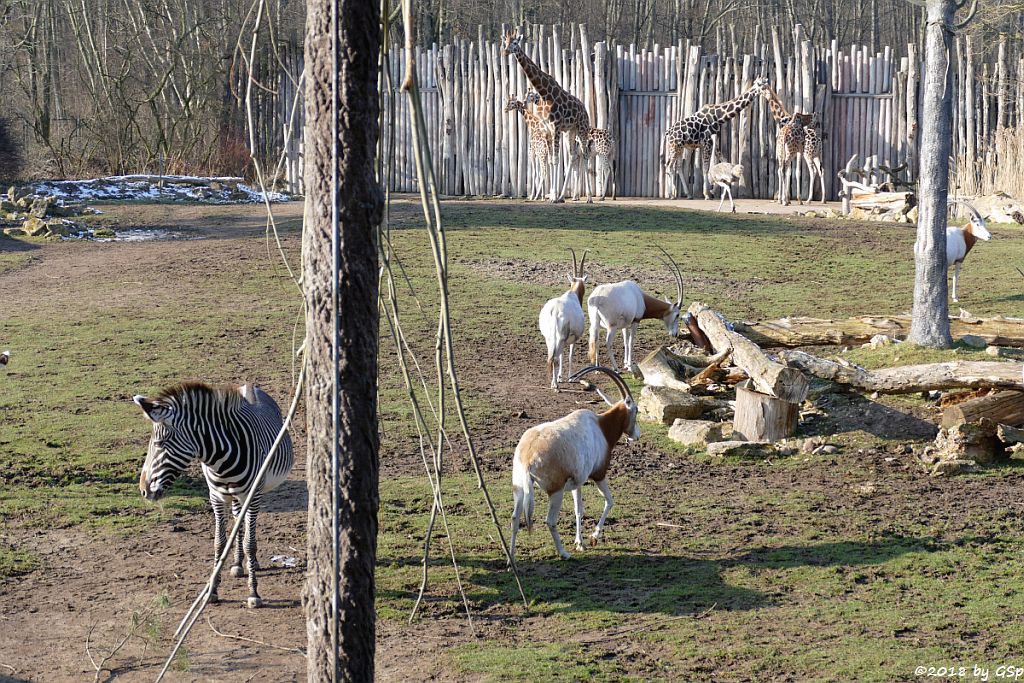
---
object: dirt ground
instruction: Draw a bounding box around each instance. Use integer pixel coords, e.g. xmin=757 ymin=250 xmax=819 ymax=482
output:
xmin=0 ymin=197 xmax=1020 ymax=682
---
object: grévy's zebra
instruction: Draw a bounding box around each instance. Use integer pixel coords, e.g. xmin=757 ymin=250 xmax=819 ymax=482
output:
xmin=134 ymin=381 xmax=294 ymax=608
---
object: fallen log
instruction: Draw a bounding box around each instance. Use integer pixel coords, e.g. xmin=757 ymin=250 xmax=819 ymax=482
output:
xmin=850 ymin=191 xmax=915 ymax=214
xmin=781 ymin=349 xmax=1024 ymax=394
xmin=941 ymin=390 xmax=1024 ymax=429
xmin=689 ymin=302 xmax=809 ymax=403
xmin=734 ymin=315 xmax=1024 ymax=349
xmin=637 ymin=346 xmax=700 ymax=393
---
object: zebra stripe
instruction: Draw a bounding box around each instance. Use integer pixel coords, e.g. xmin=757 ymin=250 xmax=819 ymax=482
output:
xmin=135 ymin=381 xmax=294 ymax=608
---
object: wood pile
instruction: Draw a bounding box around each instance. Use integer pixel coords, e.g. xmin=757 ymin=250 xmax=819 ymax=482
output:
xmin=640 ymin=305 xmax=1024 ymax=474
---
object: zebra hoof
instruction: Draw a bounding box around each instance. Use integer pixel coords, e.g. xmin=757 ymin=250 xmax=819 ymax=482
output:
xmin=230 ymin=565 xmax=245 ymax=578
xmin=208 ymin=593 xmax=220 ymax=604
xmin=247 ymin=596 xmax=263 ymax=609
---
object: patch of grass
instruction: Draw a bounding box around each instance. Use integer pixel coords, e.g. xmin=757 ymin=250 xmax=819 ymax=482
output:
xmin=843 ymin=341 xmax=996 ymax=369
xmin=449 ymin=641 xmax=628 ymax=681
xmin=0 ymin=546 xmax=39 ymax=577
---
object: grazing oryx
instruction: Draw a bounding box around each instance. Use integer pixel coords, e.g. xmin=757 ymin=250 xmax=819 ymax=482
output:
xmin=510 ymin=366 xmax=639 ymax=562
xmin=539 ymin=248 xmax=588 ymax=389
xmin=587 ymin=248 xmax=685 ymax=371
xmin=135 ymin=381 xmax=294 ymax=608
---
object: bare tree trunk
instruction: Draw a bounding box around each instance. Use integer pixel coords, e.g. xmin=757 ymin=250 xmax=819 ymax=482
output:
xmin=302 ymin=0 xmax=382 ymax=679
xmin=908 ymin=0 xmax=955 ymax=348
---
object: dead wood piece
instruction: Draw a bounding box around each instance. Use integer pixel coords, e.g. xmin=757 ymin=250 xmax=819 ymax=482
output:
xmin=997 ymin=423 xmax=1024 ymax=444
xmin=941 ymin=390 xmax=1024 ymax=429
xmin=732 ymin=381 xmax=799 ymax=442
xmin=690 ymin=349 xmax=732 ymax=386
xmin=734 ymin=315 xmax=1024 ymax=349
xmin=689 ymin=302 xmax=809 ymax=403
xmin=781 ymin=349 xmax=1024 ymax=394
xmin=850 ymin=191 xmax=915 ymax=213
xmin=637 ymin=346 xmax=699 ymax=392
xmin=933 ymin=422 xmax=1005 ymax=465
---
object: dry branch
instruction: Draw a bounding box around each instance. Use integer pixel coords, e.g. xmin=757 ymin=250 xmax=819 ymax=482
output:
xmin=689 ymin=302 xmax=809 ymax=403
xmin=781 ymin=350 xmax=1024 ymax=394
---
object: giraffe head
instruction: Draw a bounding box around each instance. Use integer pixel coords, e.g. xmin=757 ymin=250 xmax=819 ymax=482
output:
xmin=751 ymin=76 xmax=770 ymax=95
xmin=504 ymin=93 xmax=524 ymax=113
xmin=525 ymin=89 xmax=541 ymax=106
xmin=502 ymin=32 xmax=524 ymax=57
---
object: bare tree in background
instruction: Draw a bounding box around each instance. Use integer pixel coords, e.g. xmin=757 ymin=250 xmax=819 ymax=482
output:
xmin=908 ymin=0 xmax=977 ymax=348
xmin=302 ymin=0 xmax=382 ymax=678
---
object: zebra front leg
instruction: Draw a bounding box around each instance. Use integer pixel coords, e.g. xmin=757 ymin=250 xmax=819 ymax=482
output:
xmin=209 ymin=498 xmax=230 ymax=603
xmin=243 ymin=506 xmax=263 ymax=608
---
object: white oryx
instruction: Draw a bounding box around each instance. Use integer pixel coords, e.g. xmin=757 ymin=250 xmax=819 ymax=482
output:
xmin=510 ymin=366 xmax=639 ymax=562
xmin=586 ymin=247 xmax=685 ymax=371
xmin=539 ymin=249 xmax=588 ymax=389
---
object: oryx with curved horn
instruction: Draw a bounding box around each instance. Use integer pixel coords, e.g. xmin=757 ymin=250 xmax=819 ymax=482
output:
xmin=539 ymin=248 xmax=589 ymax=389
xmin=586 ymin=247 xmax=685 ymax=371
xmin=915 ymin=199 xmax=991 ymax=303
xmin=510 ymin=366 xmax=640 ymax=562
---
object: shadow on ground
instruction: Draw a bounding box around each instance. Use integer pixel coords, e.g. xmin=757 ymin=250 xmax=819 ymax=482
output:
xmin=380 ymin=535 xmax=941 ymax=617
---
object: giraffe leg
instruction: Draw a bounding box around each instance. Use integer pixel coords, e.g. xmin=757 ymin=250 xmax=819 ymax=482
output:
xmin=796 ymin=153 xmax=805 ymax=205
xmin=816 ymin=158 xmax=826 ymax=205
xmin=700 ymin=140 xmax=714 ymax=200
xmin=555 ymin=137 xmax=579 ymax=204
xmin=804 ymin=154 xmax=816 ymax=204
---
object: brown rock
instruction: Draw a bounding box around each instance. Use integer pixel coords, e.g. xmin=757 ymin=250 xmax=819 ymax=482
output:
xmin=638 ymin=385 xmax=703 ymax=424
xmin=667 ymin=419 xmax=724 ymax=447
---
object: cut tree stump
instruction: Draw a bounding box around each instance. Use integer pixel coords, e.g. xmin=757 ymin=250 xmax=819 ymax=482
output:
xmin=781 ymin=350 xmax=1024 ymax=393
xmin=733 ymin=380 xmax=799 ymax=442
xmin=689 ymin=302 xmax=809 ymax=403
xmin=941 ymin=390 xmax=1024 ymax=429
xmin=734 ymin=315 xmax=1024 ymax=349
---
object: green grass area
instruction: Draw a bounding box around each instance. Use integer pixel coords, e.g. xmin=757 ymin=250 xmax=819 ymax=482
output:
xmin=5 ymin=199 xmax=1024 ymax=679
xmin=377 ymin=471 xmax=1024 ymax=682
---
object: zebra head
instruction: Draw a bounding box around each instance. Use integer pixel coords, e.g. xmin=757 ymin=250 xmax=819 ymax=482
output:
xmin=134 ymin=391 xmax=202 ymax=501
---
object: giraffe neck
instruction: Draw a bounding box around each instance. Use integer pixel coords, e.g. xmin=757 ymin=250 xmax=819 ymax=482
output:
xmin=514 ymin=51 xmax=562 ymax=102
xmin=765 ymin=89 xmax=789 ymax=122
xmin=711 ymin=86 xmax=762 ymax=126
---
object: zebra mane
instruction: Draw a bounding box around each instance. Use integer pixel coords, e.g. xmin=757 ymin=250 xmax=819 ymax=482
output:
xmin=156 ymin=381 xmax=247 ymax=409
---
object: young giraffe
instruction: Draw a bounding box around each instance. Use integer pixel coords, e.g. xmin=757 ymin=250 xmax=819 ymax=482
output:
xmin=525 ymin=90 xmax=615 ymax=201
xmin=505 ymin=93 xmax=555 ymax=201
xmin=588 ymin=127 xmax=617 ymax=201
xmin=662 ymin=76 xmax=769 ymax=201
xmin=763 ymin=87 xmax=825 ymax=205
xmin=503 ymin=32 xmax=593 ymax=204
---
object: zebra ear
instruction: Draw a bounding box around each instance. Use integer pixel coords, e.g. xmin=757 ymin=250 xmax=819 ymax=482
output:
xmin=134 ymin=395 xmax=172 ymax=423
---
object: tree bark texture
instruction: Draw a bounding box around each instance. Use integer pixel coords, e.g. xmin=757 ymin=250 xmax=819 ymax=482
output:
xmin=732 ymin=381 xmax=798 ymax=442
xmin=941 ymin=390 xmax=1024 ymax=429
xmin=302 ymin=0 xmax=382 ymax=680
xmin=908 ymin=0 xmax=956 ymax=348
